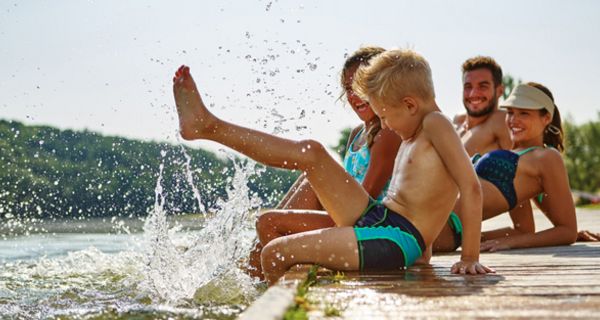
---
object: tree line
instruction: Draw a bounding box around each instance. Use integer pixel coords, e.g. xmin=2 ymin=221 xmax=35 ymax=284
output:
xmin=1 ymin=111 xmax=598 ymax=221
xmin=0 ymin=119 xmax=298 ymax=219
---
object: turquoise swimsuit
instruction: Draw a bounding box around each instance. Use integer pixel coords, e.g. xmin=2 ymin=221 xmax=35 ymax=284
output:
xmin=354 ymin=198 xmax=425 ymax=270
xmin=343 ymin=127 xmax=389 ymax=201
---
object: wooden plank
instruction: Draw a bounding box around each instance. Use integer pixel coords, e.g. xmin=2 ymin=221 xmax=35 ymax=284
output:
xmin=244 ymin=209 xmax=600 ymax=319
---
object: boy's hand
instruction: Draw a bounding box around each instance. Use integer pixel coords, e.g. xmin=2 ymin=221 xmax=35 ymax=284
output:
xmin=480 ymin=238 xmax=511 ymax=252
xmin=451 ymin=260 xmax=495 ymax=274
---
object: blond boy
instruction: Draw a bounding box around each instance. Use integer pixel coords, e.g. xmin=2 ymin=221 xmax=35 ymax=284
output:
xmin=173 ymin=49 xmax=494 ymax=285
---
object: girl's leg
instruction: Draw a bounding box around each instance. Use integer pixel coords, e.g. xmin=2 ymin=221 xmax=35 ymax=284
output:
xmin=173 ymin=66 xmax=369 ymax=226
xmin=260 ymin=227 xmax=359 ymax=285
xmin=247 ymin=211 xmax=335 ymax=280
xmin=256 ymin=210 xmax=335 ymax=245
xmin=276 ymin=175 xmax=322 ymax=210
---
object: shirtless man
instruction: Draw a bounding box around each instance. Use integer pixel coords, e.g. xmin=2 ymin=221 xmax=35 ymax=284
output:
xmin=434 ymin=56 xmax=512 ymax=252
xmin=455 ymin=56 xmax=511 ymax=156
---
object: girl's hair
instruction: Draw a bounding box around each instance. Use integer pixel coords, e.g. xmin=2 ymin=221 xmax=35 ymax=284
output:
xmin=526 ymin=82 xmax=564 ymax=152
xmin=340 ymin=46 xmax=386 ymax=148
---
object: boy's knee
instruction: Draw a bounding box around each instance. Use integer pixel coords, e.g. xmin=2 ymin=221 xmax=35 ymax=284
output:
xmin=260 ymin=238 xmax=287 ymax=270
xmin=298 ymin=139 xmax=327 ymax=167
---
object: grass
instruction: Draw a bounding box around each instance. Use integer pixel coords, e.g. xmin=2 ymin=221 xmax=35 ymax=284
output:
xmin=579 ymin=203 xmax=600 ymax=210
xmin=283 ymin=266 xmax=346 ymax=319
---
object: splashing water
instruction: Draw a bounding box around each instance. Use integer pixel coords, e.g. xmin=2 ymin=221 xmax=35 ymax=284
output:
xmin=141 ymin=158 xmax=262 ymax=304
xmin=0 ymin=156 xmax=266 ymax=319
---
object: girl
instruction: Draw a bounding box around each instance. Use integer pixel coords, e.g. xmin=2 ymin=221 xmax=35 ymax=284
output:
xmin=247 ymin=47 xmax=402 ymax=279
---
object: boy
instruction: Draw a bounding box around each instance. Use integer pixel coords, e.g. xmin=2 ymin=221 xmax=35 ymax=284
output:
xmin=173 ymin=49 xmax=494 ymax=285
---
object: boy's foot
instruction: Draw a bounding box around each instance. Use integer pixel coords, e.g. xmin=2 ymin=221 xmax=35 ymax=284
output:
xmin=172 ymin=65 xmax=217 ymax=140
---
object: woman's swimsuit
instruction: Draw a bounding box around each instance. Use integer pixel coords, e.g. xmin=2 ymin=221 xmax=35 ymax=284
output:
xmin=353 ymin=198 xmax=425 ymax=270
xmin=343 ymin=127 xmax=389 ymax=201
xmin=446 ymin=146 xmax=540 ymax=250
xmin=472 ymin=146 xmax=540 ymax=210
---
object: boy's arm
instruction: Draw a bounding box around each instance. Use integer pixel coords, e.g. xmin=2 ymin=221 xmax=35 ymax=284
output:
xmin=424 ymin=112 xmax=493 ymax=274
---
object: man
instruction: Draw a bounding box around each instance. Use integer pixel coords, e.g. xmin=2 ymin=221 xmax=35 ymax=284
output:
xmin=433 ymin=56 xmax=512 ymax=253
xmin=454 ymin=56 xmax=511 ymax=156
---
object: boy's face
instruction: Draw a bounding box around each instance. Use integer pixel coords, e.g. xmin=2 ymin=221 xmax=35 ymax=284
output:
xmin=370 ymin=99 xmax=409 ymax=137
xmin=462 ymin=68 xmax=501 ymax=117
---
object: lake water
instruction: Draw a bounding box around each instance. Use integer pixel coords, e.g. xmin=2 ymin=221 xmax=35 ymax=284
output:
xmin=1 ymin=162 xmax=265 ymax=319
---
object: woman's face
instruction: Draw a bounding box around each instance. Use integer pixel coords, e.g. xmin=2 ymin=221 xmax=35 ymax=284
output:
xmin=505 ymin=107 xmax=551 ymax=144
xmin=343 ymin=64 xmax=377 ymax=123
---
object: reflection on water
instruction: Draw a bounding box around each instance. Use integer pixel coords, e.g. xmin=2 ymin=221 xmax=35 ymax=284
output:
xmin=0 ymin=160 xmax=264 ymax=319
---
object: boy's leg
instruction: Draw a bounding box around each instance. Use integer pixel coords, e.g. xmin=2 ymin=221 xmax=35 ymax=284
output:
xmin=260 ymin=227 xmax=359 ymax=285
xmin=173 ymin=66 xmax=369 ymax=226
xmin=247 ymin=211 xmax=335 ymax=280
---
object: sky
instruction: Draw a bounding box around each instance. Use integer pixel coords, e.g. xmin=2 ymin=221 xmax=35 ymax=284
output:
xmin=1 ymin=0 xmax=599 ymax=154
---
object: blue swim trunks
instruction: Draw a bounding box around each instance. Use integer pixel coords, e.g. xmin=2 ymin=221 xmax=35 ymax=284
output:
xmin=353 ymin=199 xmax=426 ymax=271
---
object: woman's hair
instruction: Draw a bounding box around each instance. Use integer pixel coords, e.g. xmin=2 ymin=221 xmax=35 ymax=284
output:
xmin=340 ymin=46 xmax=386 ymax=149
xmin=526 ymin=82 xmax=564 ymax=152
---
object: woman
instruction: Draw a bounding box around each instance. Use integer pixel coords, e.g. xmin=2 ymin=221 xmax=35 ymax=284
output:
xmin=437 ymin=82 xmax=578 ymax=252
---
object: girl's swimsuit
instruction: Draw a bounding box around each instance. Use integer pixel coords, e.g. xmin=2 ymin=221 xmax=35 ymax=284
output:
xmin=343 ymin=127 xmax=389 ymax=201
xmin=472 ymin=146 xmax=540 ymax=210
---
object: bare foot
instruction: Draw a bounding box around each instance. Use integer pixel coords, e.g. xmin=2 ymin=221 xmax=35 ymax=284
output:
xmin=577 ymin=230 xmax=600 ymax=242
xmin=172 ymin=65 xmax=217 ymax=140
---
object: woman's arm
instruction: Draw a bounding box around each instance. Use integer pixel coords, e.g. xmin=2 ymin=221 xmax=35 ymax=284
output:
xmin=481 ymin=200 xmax=535 ymax=242
xmin=481 ymin=150 xmax=577 ymax=251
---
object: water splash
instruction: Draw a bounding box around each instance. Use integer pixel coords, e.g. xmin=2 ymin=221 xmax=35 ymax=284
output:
xmin=140 ymin=157 xmax=263 ymax=305
xmin=0 ymin=156 xmax=267 ymax=318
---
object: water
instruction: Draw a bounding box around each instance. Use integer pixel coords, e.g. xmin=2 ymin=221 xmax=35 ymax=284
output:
xmin=0 ymin=160 xmax=265 ymax=319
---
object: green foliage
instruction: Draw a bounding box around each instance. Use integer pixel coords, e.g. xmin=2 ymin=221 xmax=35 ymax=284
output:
xmin=0 ymin=120 xmax=298 ymax=219
xmin=502 ymin=74 xmax=522 ymax=99
xmin=331 ymin=127 xmax=352 ymax=159
xmin=564 ymin=114 xmax=600 ymax=193
xmin=284 ymin=265 xmax=320 ymax=320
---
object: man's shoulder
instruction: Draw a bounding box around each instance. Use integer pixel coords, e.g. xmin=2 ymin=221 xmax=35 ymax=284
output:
xmin=452 ymin=113 xmax=467 ymax=126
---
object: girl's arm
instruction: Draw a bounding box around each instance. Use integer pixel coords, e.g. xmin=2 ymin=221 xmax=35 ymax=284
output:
xmin=361 ymin=128 xmax=402 ymax=198
xmin=481 ymin=150 xmax=577 ymax=251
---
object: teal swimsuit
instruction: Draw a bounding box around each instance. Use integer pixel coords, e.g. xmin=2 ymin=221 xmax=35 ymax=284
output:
xmin=354 ymin=198 xmax=425 ymax=270
xmin=343 ymin=127 xmax=389 ymax=201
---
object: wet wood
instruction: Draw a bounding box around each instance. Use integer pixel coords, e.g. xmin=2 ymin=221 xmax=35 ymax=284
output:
xmin=243 ymin=209 xmax=600 ymax=319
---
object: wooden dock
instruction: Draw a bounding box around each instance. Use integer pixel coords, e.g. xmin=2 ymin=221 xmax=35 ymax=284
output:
xmin=241 ymin=209 xmax=600 ymax=319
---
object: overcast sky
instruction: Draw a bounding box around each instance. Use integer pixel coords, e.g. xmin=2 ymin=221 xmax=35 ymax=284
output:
xmin=1 ymin=0 xmax=599 ymax=153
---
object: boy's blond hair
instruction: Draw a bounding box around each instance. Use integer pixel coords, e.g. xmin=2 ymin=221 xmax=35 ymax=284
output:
xmin=353 ymin=49 xmax=435 ymax=106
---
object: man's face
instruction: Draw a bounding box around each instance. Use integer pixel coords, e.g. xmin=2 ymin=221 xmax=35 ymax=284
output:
xmin=462 ymin=68 xmax=499 ymax=117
